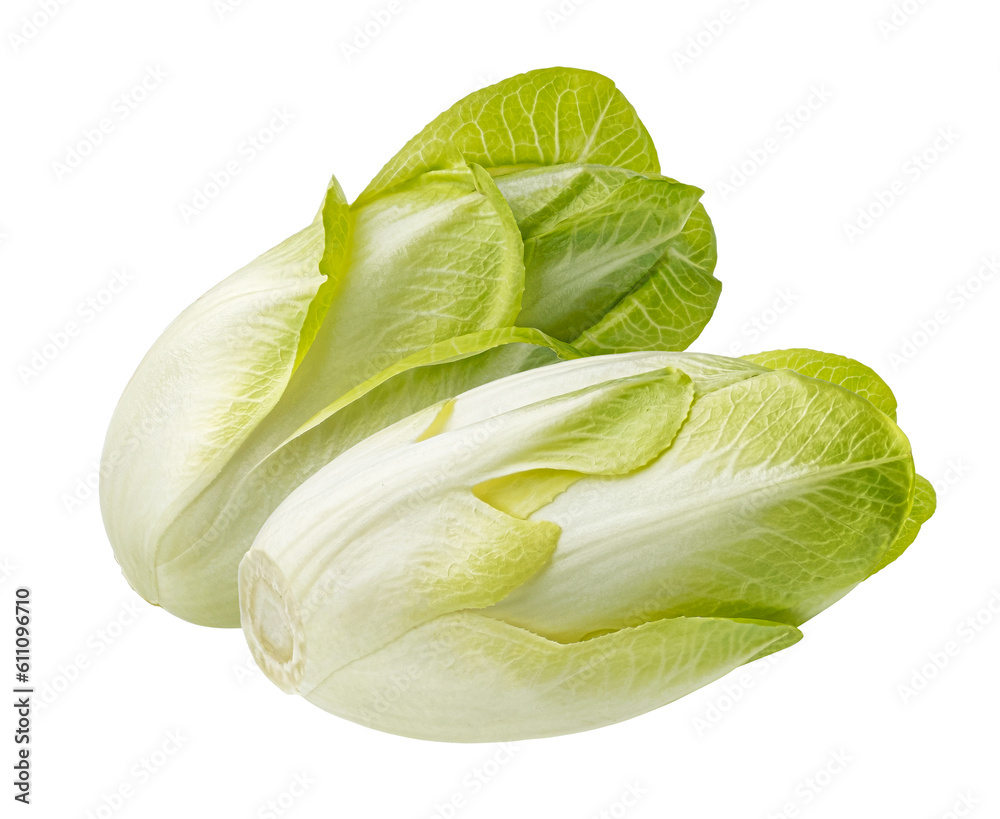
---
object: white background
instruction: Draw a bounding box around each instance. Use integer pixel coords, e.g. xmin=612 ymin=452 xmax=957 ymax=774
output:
xmin=3 ymin=0 xmax=998 ymax=817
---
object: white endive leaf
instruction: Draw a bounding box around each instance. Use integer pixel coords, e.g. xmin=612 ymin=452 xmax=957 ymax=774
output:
xmin=312 ymin=612 xmax=799 ymax=742
xmin=100 ymin=208 xmax=332 ymax=602
xmin=279 ymin=165 xmax=524 ymax=419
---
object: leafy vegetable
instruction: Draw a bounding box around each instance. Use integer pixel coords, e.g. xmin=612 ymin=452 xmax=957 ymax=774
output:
xmin=239 ymin=349 xmax=933 ymax=741
xmin=101 ymin=68 xmax=720 ymax=626
xmin=98 ymin=66 xmax=936 ymax=744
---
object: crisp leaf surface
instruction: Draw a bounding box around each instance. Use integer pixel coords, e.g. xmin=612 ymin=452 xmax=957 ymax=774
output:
xmin=101 ymin=216 xmax=327 ymax=601
xmin=361 ymin=67 xmax=659 ymax=200
xmin=312 ymin=612 xmax=800 ymax=741
xmin=869 ymin=473 xmax=937 ymax=575
xmin=496 ymin=169 xmax=706 ymax=343
xmin=744 ymin=348 xmax=898 ymax=420
xmin=573 ymin=201 xmax=719 ymax=353
xmin=488 ymin=368 xmax=915 ymax=639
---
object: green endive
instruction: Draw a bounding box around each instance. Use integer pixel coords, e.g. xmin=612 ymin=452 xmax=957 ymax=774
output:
xmin=100 ymin=68 xmax=720 ymax=627
xmin=240 ymin=349 xmax=934 ymax=742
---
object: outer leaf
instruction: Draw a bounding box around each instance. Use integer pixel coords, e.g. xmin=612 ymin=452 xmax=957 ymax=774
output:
xmin=743 ymin=348 xmax=935 ymax=575
xmin=496 ymin=169 xmax=707 ymax=343
xmin=869 ymin=473 xmax=937 ymax=575
xmin=287 ymin=327 xmax=582 ymax=442
xmin=489 ymin=368 xmax=916 ymax=640
xmin=572 ymin=201 xmax=719 ymax=353
xmin=305 ymin=612 xmax=801 ymax=741
xmin=100 ymin=215 xmax=328 ymax=602
xmin=278 ymin=165 xmax=525 ymax=423
xmin=360 ymin=67 xmax=659 ymax=201
xmin=743 ymin=348 xmax=898 ymax=420
xmin=294 ymin=177 xmax=351 ymax=368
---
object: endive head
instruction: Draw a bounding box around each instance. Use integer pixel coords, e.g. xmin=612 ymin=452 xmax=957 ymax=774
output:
xmin=101 ymin=68 xmax=722 ymax=627
xmin=240 ymin=349 xmax=934 ymax=741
